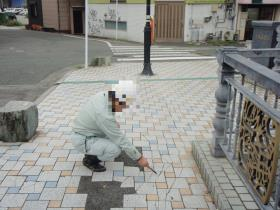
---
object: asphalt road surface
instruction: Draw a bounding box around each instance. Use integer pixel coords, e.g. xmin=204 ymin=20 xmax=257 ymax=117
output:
xmin=0 ymin=30 xmax=112 ymax=106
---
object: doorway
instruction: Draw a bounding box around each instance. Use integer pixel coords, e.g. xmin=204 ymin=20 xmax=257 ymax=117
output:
xmin=73 ymin=9 xmax=83 ymax=34
xmin=244 ymin=5 xmax=275 ymax=40
xmin=155 ymin=1 xmax=185 ymax=42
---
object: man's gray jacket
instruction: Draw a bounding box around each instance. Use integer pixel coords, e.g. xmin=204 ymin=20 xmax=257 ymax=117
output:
xmin=72 ymin=91 xmax=141 ymax=161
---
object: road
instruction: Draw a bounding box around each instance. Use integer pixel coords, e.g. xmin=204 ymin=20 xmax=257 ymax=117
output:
xmin=0 ymin=30 xmax=112 ymax=106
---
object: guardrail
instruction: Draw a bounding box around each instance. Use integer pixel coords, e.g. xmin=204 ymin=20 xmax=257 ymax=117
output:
xmin=212 ymin=27 xmax=280 ymax=210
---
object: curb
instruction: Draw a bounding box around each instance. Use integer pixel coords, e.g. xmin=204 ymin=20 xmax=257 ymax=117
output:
xmin=192 ymin=141 xmax=232 ymax=210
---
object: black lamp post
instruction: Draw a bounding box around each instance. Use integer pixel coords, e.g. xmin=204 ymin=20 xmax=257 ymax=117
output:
xmin=141 ymin=0 xmax=154 ymax=76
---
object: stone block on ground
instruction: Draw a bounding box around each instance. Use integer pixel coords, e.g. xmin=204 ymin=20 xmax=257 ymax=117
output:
xmin=0 ymin=101 xmax=38 ymax=142
xmin=90 ymin=56 xmax=111 ymax=66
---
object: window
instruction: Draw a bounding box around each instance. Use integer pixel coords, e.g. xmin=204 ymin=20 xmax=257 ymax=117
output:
xmin=105 ymin=20 xmax=127 ymax=31
xmin=30 ymin=3 xmax=38 ymax=17
xmin=110 ymin=0 xmax=126 ymax=3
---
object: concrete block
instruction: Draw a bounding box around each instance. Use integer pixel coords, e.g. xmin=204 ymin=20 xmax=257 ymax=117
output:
xmin=90 ymin=56 xmax=111 ymax=66
xmin=0 ymin=101 xmax=38 ymax=142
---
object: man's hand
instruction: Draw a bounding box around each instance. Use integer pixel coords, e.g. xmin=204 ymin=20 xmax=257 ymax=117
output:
xmin=137 ymin=156 xmax=149 ymax=168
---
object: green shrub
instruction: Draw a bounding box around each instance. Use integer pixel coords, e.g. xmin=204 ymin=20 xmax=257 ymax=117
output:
xmin=5 ymin=20 xmax=23 ymax=26
xmin=0 ymin=13 xmax=8 ymax=25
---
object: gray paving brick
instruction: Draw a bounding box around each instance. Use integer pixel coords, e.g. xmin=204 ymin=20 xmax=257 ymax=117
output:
xmin=19 ymin=166 xmax=42 ymax=176
xmin=61 ymin=194 xmax=87 ymax=207
xmin=182 ymin=195 xmax=208 ymax=208
xmin=244 ymin=201 xmax=259 ymax=209
xmin=92 ymin=170 xmax=113 ymax=182
xmin=135 ymin=183 xmax=157 ymax=194
xmin=224 ymin=189 xmax=239 ymax=198
xmin=22 ymin=201 xmax=48 ymax=210
xmin=228 ymin=197 xmax=243 ymax=205
xmin=40 ymin=187 xmax=65 ymax=200
xmin=72 ymin=165 xmax=92 ymax=176
xmin=1 ymin=176 xmax=26 ymax=187
xmin=36 ymin=157 xmax=57 ymax=166
xmin=123 ymin=194 xmax=146 ymax=207
xmin=38 ymin=171 xmax=61 ymax=182
xmin=20 ymin=181 xmax=45 ymax=193
xmin=190 ymin=184 xmax=207 ymax=195
xmin=232 ymin=206 xmax=246 ymax=210
xmin=240 ymin=193 xmax=254 ymax=202
xmin=231 ymin=179 xmax=244 ymax=187
xmin=57 ymin=176 xmax=80 ymax=188
xmin=124 ymin=166 xmax=141 ymax=176
xmin=19 ymin=153 xmax=40 ymax=161
xmin=50 ymin=150 xmax=69 ymax=158
xmin=0 ymin=193 xmax=27 ymax=207
xmin=53 ymin=161 xmax=74 ymax=171
xmin=235 ymin=186 xmax=249 ymax=194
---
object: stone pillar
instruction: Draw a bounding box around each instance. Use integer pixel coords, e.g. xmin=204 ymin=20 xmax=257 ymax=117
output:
xmin=273 ymin=25 xmax=280 ymax=72
xmin=212 ymin=48 xmax=236 ymax=157
xmin=0 ymin=101 xmax=38 ymax=142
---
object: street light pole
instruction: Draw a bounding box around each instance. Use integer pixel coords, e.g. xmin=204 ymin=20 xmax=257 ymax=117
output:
xmin=141 ymin=0 xmax=154 ymax=76
xmin=85 ymin=0 xmax=88 ymax=69
xmin=115 ymin=0 xmax=118 ymax=40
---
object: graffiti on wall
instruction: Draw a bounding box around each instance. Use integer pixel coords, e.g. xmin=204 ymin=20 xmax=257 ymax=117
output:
xmin=88 ymin=7 xmax=123 ymax=35
xmin=88 ymin=9 xmax=104 ymax=35
xmin=104 ymin=7 xmax=121 ymax=21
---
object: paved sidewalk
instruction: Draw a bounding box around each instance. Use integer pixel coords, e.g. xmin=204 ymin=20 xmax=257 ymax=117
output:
xmin=0 ymin=60 xmax=218 ymax=210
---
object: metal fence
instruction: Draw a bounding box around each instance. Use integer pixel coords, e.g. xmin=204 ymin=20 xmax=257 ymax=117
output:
xmin=212 ymin=26 xmax=280 ymax=210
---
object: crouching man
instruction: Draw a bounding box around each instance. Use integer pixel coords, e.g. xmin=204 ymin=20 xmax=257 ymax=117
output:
xmin=71 ymin=81 xmax=149 ymax=172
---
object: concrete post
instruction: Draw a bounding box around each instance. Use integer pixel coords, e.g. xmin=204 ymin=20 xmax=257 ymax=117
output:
xmin=273 ymin=25 xmax=280 ymax=72
xmin=212 ymin=48 xmax=236 ymax=157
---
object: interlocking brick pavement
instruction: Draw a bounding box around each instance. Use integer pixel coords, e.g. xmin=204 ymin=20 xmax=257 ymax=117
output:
xmin=0 ymin=61 xmax=219 ymax=209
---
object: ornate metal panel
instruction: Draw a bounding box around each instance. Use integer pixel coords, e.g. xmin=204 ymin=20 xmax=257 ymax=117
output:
xmin=238 ymin=98 xmax=280 ymax=204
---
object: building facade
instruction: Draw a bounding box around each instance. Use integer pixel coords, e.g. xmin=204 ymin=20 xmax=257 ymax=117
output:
xmin=236 ymin=0 xmax=280 ymax=40
xmin=88 ymin=0 xmax=235 ymax=43
xmin=27 ymin=0 xmax=85 ymax=34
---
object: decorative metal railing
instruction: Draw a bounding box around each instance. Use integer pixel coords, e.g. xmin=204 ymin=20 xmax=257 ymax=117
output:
xmin=212 ymin=27 xmax=280 ymax=210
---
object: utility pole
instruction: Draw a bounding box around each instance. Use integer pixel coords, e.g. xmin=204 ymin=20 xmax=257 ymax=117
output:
xmin=141 ymin=0 xmax=154 ymax=76
xmin=115 ymin=0 xmax=118 ymax=40
xmin=85 ymin=0 xmax=88 ymax=69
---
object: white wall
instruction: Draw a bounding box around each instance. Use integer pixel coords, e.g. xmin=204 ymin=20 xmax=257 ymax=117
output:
xmin=184 ymin=4 xmax=235 ymax=42
xmin=88 ymin=3 xmax=234 ymax=42
xmin=88 ymin=4 xmax=155 ymax=43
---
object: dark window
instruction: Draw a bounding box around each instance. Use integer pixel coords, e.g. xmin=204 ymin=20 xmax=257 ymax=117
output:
xmin=30 ymin=3 xmax=38 ymax=17
xmin=105 ymin=20 xmax=127 ymax=31
xmin=252 ymin=0 xmax=262 ymax=4
xmin=110 ymin=0 xmax=126 ymax=3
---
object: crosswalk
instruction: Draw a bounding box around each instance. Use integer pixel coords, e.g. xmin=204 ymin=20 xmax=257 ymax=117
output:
xmin=110 ymin=45 xmax=216 ymax=62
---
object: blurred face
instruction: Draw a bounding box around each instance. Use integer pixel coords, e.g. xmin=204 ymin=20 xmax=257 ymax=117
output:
xmin=109 ymin=91 xmax=128 ymax=112
xmin=113 ymin=99 xmax=127 ymax=112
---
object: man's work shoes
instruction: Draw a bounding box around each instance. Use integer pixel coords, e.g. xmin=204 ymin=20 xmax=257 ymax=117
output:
xmin=83 ymin=155 xmax=106 ymax=172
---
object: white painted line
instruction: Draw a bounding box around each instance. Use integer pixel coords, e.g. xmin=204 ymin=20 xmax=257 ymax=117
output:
xmin=111 ymin=45 xmax=162 ymax=48
xmin=111 ymin=46 xmax=195 ymax=52
xmin=111 ymin=47 xmax=174 ymax=50
xmin=117 ymin=56 xmax=216 ymax=61
xmin=113 ymin=52 xmax=192 ymax=55
xmin=132 ymin=54 xmax=191 ymax=58
xmin=63 ymin=34 xmax=112 ymax=48
xmin=112 ymin=50 xmax=195 ymax=53
xmin=111 ymin=47 xmax=195 ymax=51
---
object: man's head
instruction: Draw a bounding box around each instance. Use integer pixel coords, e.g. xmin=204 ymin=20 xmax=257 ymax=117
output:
xmin=108 ymin=80 xmax=136 ymax=113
